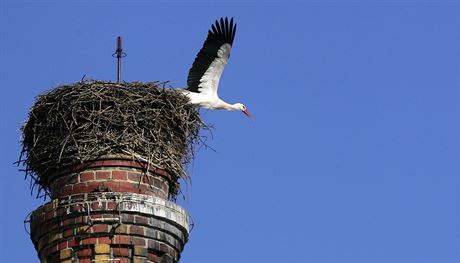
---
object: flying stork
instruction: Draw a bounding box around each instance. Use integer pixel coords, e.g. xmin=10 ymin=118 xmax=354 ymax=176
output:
xmin=181 ymin=17 xmax=253 ymax=121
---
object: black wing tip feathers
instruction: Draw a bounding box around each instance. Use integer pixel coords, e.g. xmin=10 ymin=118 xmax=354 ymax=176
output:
xmin=186 ymin=17 xmax=237 ymax=92
xmin=210 ymin=17 xmax=237 ymax=45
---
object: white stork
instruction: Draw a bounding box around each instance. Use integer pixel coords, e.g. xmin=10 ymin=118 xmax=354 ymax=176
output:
xmin=181 ymin=17 xmax=253 ymax=121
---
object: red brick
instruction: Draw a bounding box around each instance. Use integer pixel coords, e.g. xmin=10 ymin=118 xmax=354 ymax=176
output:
xmin=91 ymin=202 xmax=102 ymax=210
xmin=92 ymin=224 xmax=109 ymax=233
xmin=96 ymin=171 xmax=111 ymax=180
xmin=79 ymin=259 xmax=91 ymax=263
xmin=81 ymin=237 xmax=98 ymax=245
xmin=60 ymin=185 xmax=73 ymax=197
xmin=72 ymin=183 xmax=92 ymax=194
xmin=85 ymin=181 xmax=101 ymax=191
xmin=98 ymin=236 xmax=112 ymax=244
xmin=77 ymin=248 xmax=92 ymax=257
xmin=118 ymin=181 xmax=137 ymax=191
xmin=113 ymin=247 xmax=130 ymax=257
xmin=114 ymin=235 xmax=131 ymax=244
xmin=67 ymin=238 xmax=79 ymax=247
xmin=107 ymin=201 xmax=117 ymax=210
xmin=79 ymin=172 xmax=95 ymax=182
xmin=112 ymin=170 xmax=128 ymax=180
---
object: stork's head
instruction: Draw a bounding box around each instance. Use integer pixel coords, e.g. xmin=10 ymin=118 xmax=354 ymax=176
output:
xmin=235 ymin=103 xmax=254 ymax=121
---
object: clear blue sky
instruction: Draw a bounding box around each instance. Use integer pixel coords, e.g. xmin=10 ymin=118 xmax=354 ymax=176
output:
xmin=1 ymin=0 xmax=459 ymax=262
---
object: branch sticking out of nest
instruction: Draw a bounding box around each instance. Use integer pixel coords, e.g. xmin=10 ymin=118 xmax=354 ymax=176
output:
xmin=18 ymin=80 xmax=210 ymax=199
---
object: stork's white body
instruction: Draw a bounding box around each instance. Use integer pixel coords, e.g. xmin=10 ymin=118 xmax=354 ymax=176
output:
xmin=181 ymin=90 xmax=231 ymax=110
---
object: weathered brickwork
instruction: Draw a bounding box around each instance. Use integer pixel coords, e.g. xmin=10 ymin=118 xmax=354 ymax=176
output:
xmin=29 ymin=159 xmax=189 ymax=263
xmin=48 ymin=160 xmax=171 ymax=200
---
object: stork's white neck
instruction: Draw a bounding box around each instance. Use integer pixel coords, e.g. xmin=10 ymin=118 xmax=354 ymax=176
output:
xmin=213 ymin=99 xmax=241 ymax=111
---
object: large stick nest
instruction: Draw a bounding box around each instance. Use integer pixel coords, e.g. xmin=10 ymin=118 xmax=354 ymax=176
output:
xmin=18 ymin=80 xmax=208 ymax=199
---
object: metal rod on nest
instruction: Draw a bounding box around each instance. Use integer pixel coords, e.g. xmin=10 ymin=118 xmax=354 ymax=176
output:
xmin=113 ymin=36 xmax=127 ymax=83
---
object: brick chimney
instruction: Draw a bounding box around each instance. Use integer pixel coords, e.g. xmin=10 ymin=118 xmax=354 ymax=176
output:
xmin=21 ymin=81 xmax=201 ymax=263
xmin=29 ymin=157 xmax=189 ymax=263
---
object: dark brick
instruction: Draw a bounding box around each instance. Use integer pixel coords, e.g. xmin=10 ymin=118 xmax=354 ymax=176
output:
xmin=130 ymin=225 xmax=145 ymax=236
xmin=45 ymin=211 xmax=54 ymax=220
xmin=135 ymin=215 xmax=149 ymax=225
xmin=67 ymin=174 xmax=78 ymax=184
xmin=131 ymin=236 xmax=146 ymax=246
xmin=77 ymin=248 xmax=92 ymax=257
xmin=63 ymin=229 xmax=74 ymax=237
xmin=148 ymin=239 xmax=160 ymax=251
xmin=60 ymin=185 xmax=74 ymax=197
xmin=128 ymin=172 xmax=141 ymax=182
xmin=113 ymin=247 xmax=130 ymax=257
xmin=121 ymin=214 xmax=135 ymax=223
xmin=70 ymin=204 xmax=83 ymax=212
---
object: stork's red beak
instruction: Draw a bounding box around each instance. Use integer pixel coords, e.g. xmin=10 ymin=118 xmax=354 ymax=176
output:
xmin=242 ymin=109 xmax=254 ymax=121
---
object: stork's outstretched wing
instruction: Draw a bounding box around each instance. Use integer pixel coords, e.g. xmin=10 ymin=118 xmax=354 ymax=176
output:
xmin=187 ymin=17 xmax=236 ymax=97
